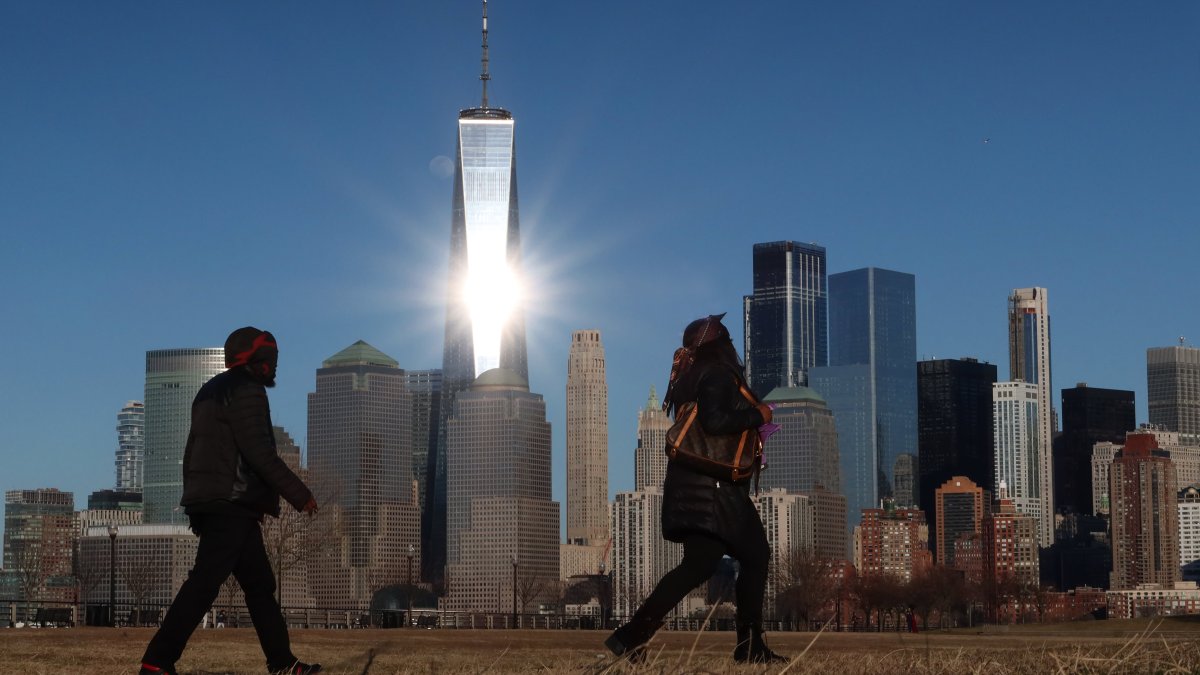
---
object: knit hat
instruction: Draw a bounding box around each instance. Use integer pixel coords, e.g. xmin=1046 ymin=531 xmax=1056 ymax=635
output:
xmin=224 ymin=326 xmax=278 ymax=369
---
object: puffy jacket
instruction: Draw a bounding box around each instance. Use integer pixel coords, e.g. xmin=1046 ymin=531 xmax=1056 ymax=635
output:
xmin=180 ymin=368 xmax=312 ymax=517
xmin=661 ymin=360 xmax=765 ymax=546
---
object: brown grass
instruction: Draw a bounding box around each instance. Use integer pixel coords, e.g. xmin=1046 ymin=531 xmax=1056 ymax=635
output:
xmin=2 ymin=620 xmax=1200 ymax=674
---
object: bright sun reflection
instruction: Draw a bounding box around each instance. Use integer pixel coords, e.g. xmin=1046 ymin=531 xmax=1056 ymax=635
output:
xmin=464 ymin=259 xmax=522 ymax=375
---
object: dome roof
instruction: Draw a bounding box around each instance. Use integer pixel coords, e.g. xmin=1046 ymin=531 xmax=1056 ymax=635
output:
xmin=473 ymin=368 xmax=528 ymax=391
xmin=762 ymin=386 xmax=826 ymax=405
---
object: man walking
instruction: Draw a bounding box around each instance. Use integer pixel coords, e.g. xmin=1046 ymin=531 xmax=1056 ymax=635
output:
xmin=140 ymin=327 xmax=321 ymax=675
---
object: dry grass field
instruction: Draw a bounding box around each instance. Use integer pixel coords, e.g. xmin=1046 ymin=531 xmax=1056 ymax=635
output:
xmin=3 ymin=619 xmax=1200 ymax=674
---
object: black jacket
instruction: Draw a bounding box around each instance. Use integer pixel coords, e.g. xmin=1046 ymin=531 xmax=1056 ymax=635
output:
xmin=180 ymin=368 xmax=312 ymax=518
xmin=661 ymin=360 xmax=765 ymax=546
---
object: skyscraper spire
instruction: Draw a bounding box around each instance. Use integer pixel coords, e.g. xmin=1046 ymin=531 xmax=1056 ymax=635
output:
xmin=480 ymin=0 xmax=490 ymax=108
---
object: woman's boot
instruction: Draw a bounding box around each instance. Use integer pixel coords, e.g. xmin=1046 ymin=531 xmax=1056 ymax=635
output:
xmin=605 ymin=617 xmax=663 ymax=662
xmin=733 ymin=623 xmax=788 ymax=664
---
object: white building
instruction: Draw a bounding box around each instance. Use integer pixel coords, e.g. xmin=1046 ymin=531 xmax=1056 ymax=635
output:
xmin=77 ymin=524 xmax=198 ymax=620
xmin=993 ymin=380 xmax=1043 ymax=541
xmin=1106 ymin=581 xmax=1200 ymax=619
xmin=752 ymin=489 xmax=814 ymax=618
xmin=611 ymin=488 xmax=689 ymax=621
xmin=115 ymin=401 xmax=145 ymax=492
xmin=1007 ymin=288 xmax=1054 ymax=546
xmin=566 ymin=330 xmax=609 ymax=547
xmin=1179 ymin=485 xmax=1200 ymax=582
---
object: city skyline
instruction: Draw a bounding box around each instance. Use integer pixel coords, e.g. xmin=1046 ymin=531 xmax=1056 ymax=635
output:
xmin=2 ymin=3 xmax=1199 ymax=532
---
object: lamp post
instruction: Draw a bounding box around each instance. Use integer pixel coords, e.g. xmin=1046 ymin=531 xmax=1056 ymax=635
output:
xmin=107 ymin=525 xmax=118 ymax=627
xmin=406 ymin=544 xmax=415 ymax=628
xmin=510 ymin=554 xmax=518 ymax=629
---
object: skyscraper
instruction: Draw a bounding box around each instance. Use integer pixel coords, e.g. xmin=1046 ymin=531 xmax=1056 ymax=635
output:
xmin=114 ymin=400 xmax=145 ymax=492
xmin=634 ymin=386 xmax=670 ymax=491
xmin=307 ymin=341 xmax=418 ymax=608
xmin=406 ymin=368 xmax=442 ymax=514
xmin=809 ymin=267 xmax=916 ymax=531
xmin=142 ymin=348 xmax=225 ymax=523
xmin=758 ymin=386 xmax=840 ymax=496
xmin=917 ymin=357 xmax=997 ymax=553
xmin=934 ymin=476 xmax=989 ymax=567
xmin=566 ymin=330 xmax=608 ymax=547
xmin=1110 ymin=431 xmax=1180 ymax=590
xmin=611 ymin=488 xmax=691 ymax=621
xmin=428 ymin=1 xmax=529 ymax=586
xmin=1007 ymin=287 xmax=1054 ymax=545
xmin=1147 ymin=344 xmax=1200 ymax=436
xmin=1055 ymin=384 xmax=1135 ymax=516
xmin=743 ymin=241 xmax=828 ymax=395
xmin=992 ymin=381 xmax=1044 ymax=542
xmin=444 ymin=368 xmax=558 ymax=613
xmin=853 ymin=504 xmax=930 ymax=582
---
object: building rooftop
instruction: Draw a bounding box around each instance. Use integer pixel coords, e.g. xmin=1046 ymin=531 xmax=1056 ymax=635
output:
xmin=322 ymin=340 xmax=398 ymax=368
xmin=763 ymin=386 xmax=826 ymax=405
xmin=473 ymin=367 xmax=528 ymax=391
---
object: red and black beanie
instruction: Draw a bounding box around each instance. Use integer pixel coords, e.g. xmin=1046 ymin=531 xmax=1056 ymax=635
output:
xmin=224 ymin=326 xmax=278 ymax=369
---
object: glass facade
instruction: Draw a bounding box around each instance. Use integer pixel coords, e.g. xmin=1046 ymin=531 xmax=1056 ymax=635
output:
xmin=1147 ymin=345 xmax=1200 ymax=436
xmin=431 ymin=106 xmax=530 ymax=588
xmin=1056 ymin=384 xmax=1134 ymax=516
xmin=115 ymin=400 xmax=145 ymax=492
xmin=810 ymin=267 xmax=916 ymax=531
xmin=743 ymin=241 xmax=827 ymax=397
xmin=142 ymin=348 xmax=225 ymax=524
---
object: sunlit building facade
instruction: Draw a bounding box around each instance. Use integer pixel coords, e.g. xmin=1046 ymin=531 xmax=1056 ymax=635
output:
xmin=2 ymin=489 xmax=75 ymax=603
xmin=634 ymin=387 xmax=671 ymax=491
xmin=993 ymin=381 xmax=1043 ymax=540
xmin=1007 ymin=287 xmax=1054 ymax=546
xmin=566 ymin=330 xmax=608 ymax=547
xmin=142 ymin=348 xmax=225 ymax=524
xmin=115 ymin=401 xmax=145 ymax=492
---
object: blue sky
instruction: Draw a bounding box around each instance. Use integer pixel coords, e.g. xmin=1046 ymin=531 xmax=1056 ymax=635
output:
xmin=1 ymin=2 xmax=1198 ymax=538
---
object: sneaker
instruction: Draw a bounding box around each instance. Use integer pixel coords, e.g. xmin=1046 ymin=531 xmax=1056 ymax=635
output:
xmin=271 ymin=661 xmax=323 ymax=675
xmin=139 ymin=664 xmax=178 ymax=675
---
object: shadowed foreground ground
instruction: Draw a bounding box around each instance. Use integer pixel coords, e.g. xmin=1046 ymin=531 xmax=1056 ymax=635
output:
xmin=4 ymin=619 xmax=1200 ymax=674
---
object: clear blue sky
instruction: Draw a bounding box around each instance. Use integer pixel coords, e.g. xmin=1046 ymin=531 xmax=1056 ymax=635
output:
xmin=2 ymin=3 xmax=1198 ymax=540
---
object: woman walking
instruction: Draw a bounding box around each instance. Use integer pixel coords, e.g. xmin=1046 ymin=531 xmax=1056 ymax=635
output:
xmin=605 ymin=314 xmax=787 ymax=664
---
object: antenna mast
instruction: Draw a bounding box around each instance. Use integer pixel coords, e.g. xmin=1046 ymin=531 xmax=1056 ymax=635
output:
xmin=480 ymin=0 xmax=490 ymax=108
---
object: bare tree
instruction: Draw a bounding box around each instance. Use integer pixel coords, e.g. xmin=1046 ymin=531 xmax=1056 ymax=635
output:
xmin=771 ymin=547 xmax=836 ymax=630
xmin=515 ymin=569 xmax=550 ymax=615
xmin=262 ymin=481 xmax=343 ymax=605
xmin=120 ymin=556 xmax=161 ymax=626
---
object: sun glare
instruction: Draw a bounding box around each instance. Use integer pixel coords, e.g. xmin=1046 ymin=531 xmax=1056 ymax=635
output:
xmin=465 ymin=259 xmax=522 ymax=375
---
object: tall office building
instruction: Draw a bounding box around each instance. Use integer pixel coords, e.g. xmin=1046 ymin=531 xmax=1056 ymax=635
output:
xmin=809 ymin=267 xmax=916 ymax=530
xmin=1 ymin=489 xmax=75 ymax=603
xmin=1148 ymin=345 xmax=1200 ymax=436
xmin=114 ymin=401 xmax=145 ymax=492
xmin=759 ymin=386 xmax=840 ymax=495
xmin=934 ymin=476 xmax=989 ymax=567
xmin=634 ymin=387 xmax=670 ymax=491
xmin=566 ymin=330 xmax=608 ymax=546
xmin=611 ymin=488 xmax=697 ymax=621
xmin=428 ymin=2 xmax=529 ymax=586
xmin=743 ymin=241 xmax=828 ymax=395
xmin=917 ymin=357 xmax=997 ymax=553
xmin=142 ymin=348 xmax=225 ymax=523
xmin=1056 ymin=384 xmax=1134 ymax=516
xmin=1007 ymin=288 xmax=1054 ymax=545
xmin=307 ymin=341 xmax=418 ymax=608
xmin=1092 ymin=430 xmax=1200 ymax=516
xmin=1110 ymin=432 xmax=1180 ymax=590
xmin=406 ymin=369 xmax=442 ymax=514
xmin=444 ymin=369 xmax=558 ymax=613
xmin=993 ymin=381 xmax=1045 ymax=543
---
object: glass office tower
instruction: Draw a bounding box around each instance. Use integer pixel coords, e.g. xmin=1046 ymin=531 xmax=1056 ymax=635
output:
xmin=142 ymin=348 xmax=225 ymax=523
xmin=743 ymin=241 xmax=827 ymax=397
xmin=809 ymin=267 xmax=916 ymax=530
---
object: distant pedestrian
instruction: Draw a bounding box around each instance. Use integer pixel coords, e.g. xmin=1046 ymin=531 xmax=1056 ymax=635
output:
xmin=139 ymin=327 xmax=322 ymax=675
xmin=216 ymin=610 xmax=226 ymax=629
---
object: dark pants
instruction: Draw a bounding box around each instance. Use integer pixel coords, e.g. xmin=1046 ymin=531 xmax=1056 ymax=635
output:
xmin=633 ymin=527 xmax=771 ymax=627
xmin=142 ymin=515 xmax=295 ymax=671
